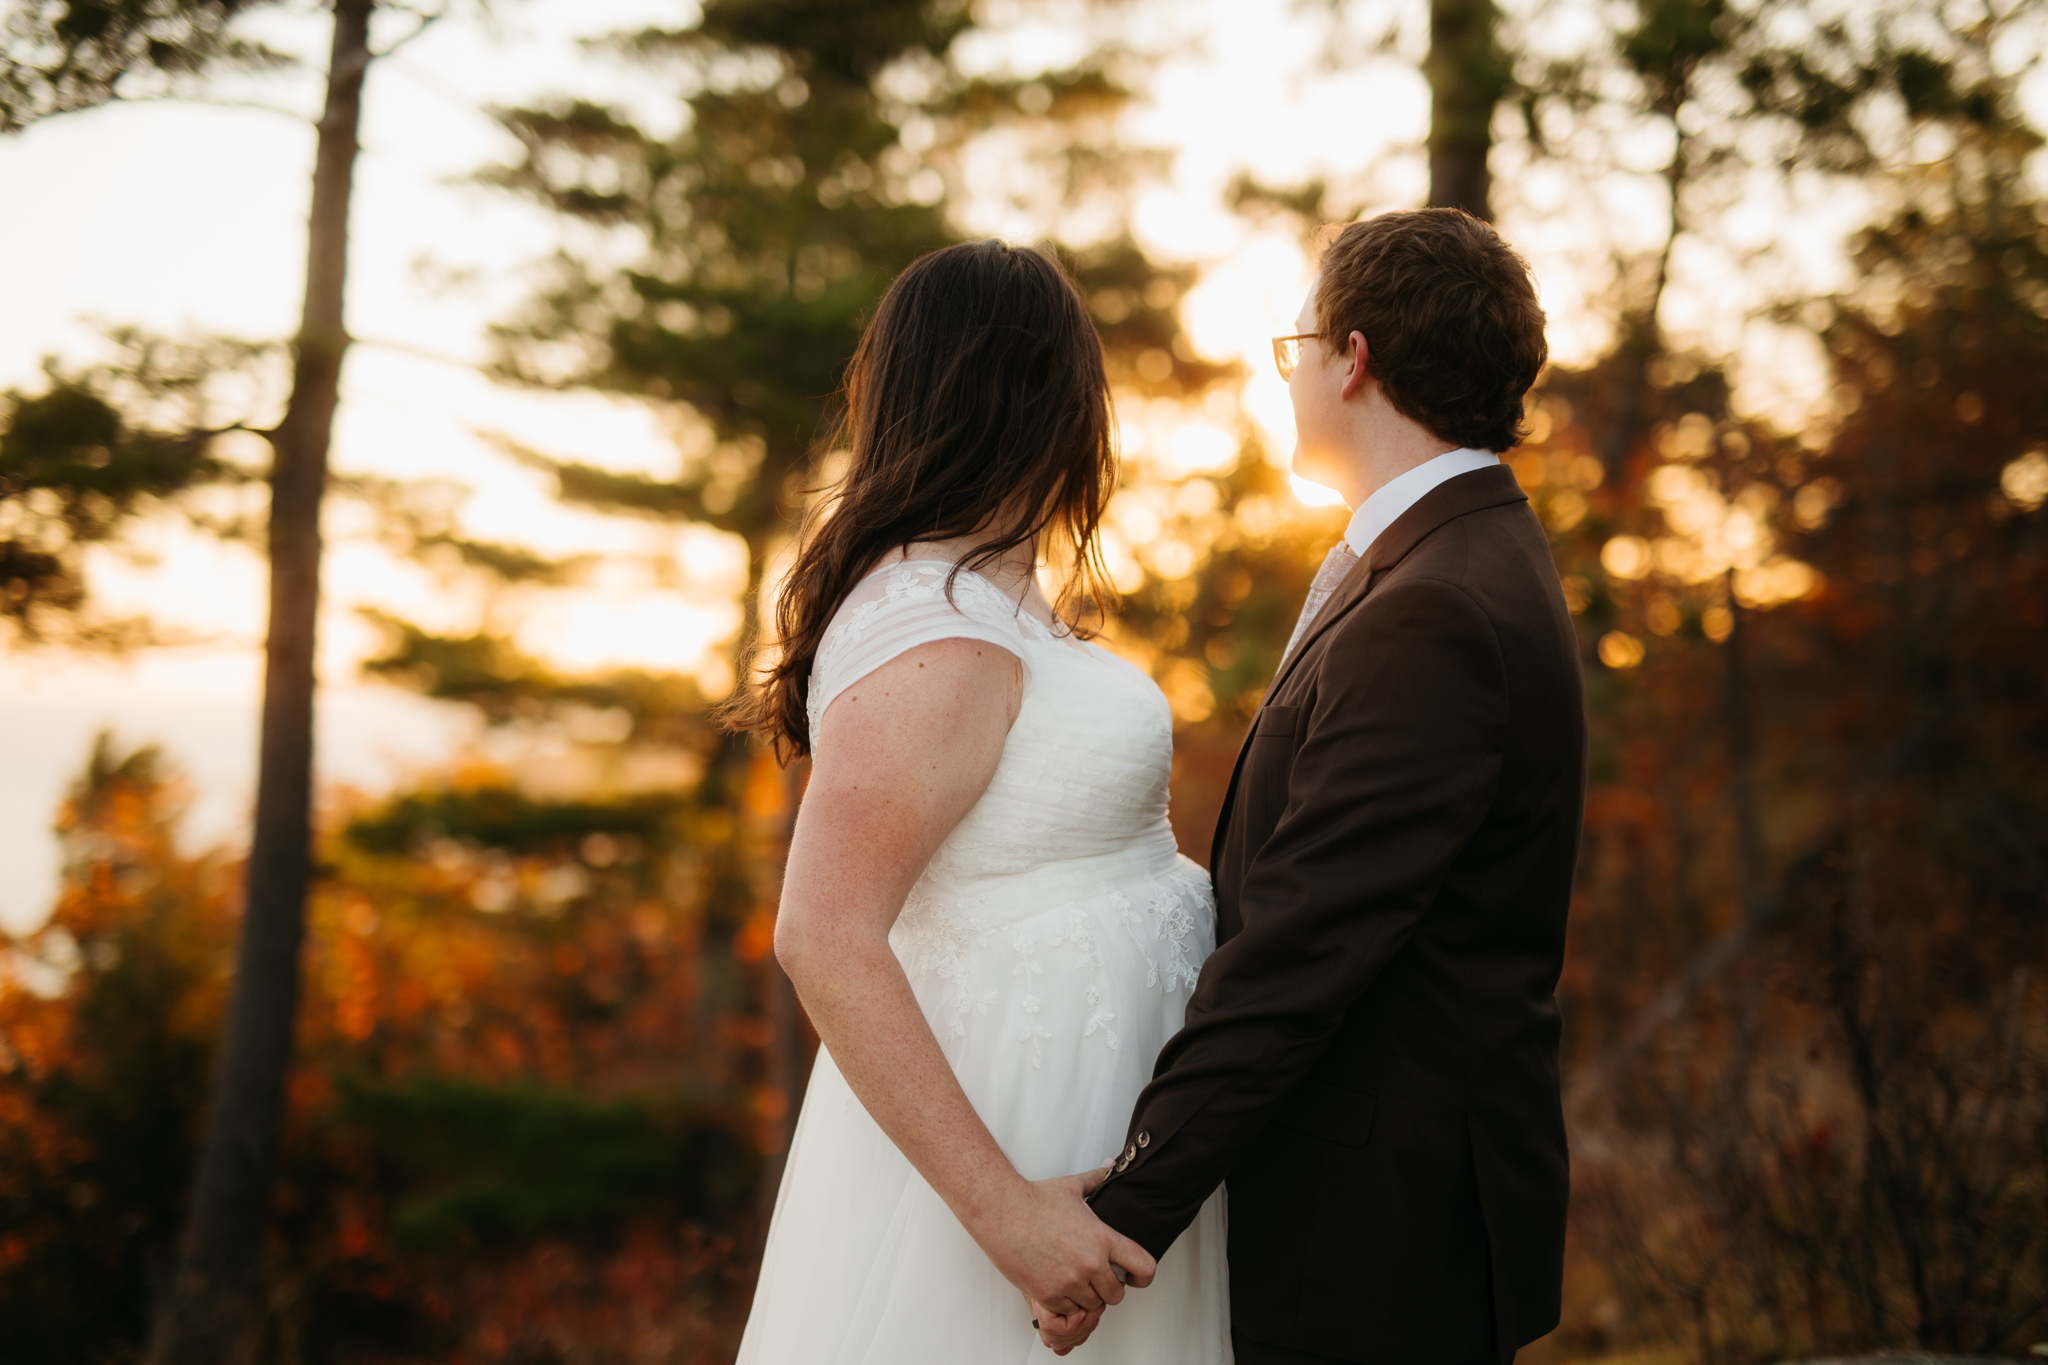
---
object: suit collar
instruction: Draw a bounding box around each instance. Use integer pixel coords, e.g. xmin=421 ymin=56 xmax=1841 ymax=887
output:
xmin=1268 ymin=464 xmax=1528 ymax=697
xmin=1364 ymin=462 xmax=1527 ymax=572
xmin=1341 ymin=447 xmax=1501 ymax=559
xmin=1208 ymin=464 xmax=1532 ymax=867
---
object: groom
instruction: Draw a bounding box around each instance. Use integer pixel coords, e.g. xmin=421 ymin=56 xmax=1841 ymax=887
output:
xmin=1054 ymin=208 xmax=1585 ymax=1363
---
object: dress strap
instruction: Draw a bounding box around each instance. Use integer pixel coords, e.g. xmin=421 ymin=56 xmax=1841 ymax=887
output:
xmin=807 ymin=561 xmax=1035 ymax=737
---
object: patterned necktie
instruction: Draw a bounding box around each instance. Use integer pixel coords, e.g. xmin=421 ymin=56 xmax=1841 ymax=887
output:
xmin=1282 ymin=540 xmax=1360 ymax=665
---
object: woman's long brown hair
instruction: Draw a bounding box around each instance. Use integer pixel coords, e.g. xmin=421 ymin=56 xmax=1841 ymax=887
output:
xmin=727 ymin=239 xmax=1117 ymax=759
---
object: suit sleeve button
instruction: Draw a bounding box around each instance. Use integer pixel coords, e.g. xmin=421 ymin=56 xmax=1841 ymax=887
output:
xmin=1136 ymin=1131 xmax=1150 ymax=1148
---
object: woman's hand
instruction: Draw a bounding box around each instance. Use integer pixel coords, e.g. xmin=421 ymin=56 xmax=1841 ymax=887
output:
xmin=782 ymin=635 xmax=1106 ymax=1315
xmin=969 ymin=1167 xmax=1155 ymax=1322
xmin=1026 ymin=1292 xmax=1103 ymax=1356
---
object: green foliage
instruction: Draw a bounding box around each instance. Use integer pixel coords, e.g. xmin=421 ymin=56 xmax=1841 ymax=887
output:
xmin=408 ymin=531 xmax=582 ymax=587
xmin=329 ymin=1074 xmax=754 ymax=1250
xmin=0 ymin=0 xmax=288 ymax=131
xmin=478 ymin=0 xmax=1221 ymax=600
xmin=1731 ymin=4 xmax=2042 ymax=173
xmin=357 ymin=610 xmax=711 ymax=743
xmin=0 ymin=342 xmax=257 ymax=642
xmin=1616 ymin=0 xmax=1731 ymax=114
xmin=481 ymin=0 xmax=965 ymax=556
xmin=345 ymin=785 xmax=686 ymax=859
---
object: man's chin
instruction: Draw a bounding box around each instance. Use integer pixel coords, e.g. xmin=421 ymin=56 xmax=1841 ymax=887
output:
xmin=1290 ymin=453 xmax=1338 ymax=491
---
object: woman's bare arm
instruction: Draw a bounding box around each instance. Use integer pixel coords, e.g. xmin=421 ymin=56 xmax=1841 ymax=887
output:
xmin=774 ymin=635 xmax=1156 ymax=1317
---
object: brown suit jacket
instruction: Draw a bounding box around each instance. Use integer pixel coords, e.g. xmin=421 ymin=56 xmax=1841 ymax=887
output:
xmin=1090 ymin=465 xmax=1586 ymax=1364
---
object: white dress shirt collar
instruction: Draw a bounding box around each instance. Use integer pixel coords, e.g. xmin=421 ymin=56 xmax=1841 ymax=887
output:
xmin=1342 ymin=447 xmax=1500 ymax=559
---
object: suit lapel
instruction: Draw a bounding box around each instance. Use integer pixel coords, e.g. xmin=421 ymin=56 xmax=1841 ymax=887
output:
xmin=1264 ymin=465 xmax=1528 ymax=700
xmin=1208 ymin=465 xmax=1531 ymax=868
xmin=1208 ymin=731 xmax=1256 ymax=875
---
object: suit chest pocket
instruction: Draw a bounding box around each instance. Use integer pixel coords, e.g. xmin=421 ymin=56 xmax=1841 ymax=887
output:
xmin=1242 ymin=704 xmax=1301 ymax=836
xmin=1253 ymin=704 xmax=1301 ymax=741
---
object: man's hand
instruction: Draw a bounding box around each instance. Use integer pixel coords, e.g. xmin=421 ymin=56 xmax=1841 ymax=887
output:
xmin=967 ymin=1166 xmax=1156 ymax=1318
xmin=1027 ymin=1294 xmax=1104 ymax=1356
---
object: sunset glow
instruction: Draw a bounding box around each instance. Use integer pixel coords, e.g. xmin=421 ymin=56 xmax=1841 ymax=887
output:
xmin=7 ymin=0 xmax=2040 ymax=935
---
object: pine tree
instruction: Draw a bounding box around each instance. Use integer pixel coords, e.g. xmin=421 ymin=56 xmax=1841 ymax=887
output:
xmin=457 ymin=0 xmax=1233 ymax=1164
xmin=2 ymin=2 xmax=416 ymax=1357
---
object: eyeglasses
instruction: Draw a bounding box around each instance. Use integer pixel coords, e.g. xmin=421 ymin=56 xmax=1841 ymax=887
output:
xmin=1271 ymin=333 xmax=1322 ymax=381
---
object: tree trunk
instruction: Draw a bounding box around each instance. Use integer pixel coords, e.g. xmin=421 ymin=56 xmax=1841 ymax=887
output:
xmin=147 ymin=2 xmax=370 ymax=1359
xmin=1424 ymin=0 xmax=1509 ymax=221
xmin=1723 ymin=574 xmax=1768 ymax=930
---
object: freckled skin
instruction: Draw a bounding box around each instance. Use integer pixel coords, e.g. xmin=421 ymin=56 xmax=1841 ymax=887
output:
xmin=774 ymin=542 xmax=1155 ymax=1338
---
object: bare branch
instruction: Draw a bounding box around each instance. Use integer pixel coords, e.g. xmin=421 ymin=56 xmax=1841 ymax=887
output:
xmin=103 ymin=92 xmax=311 ymax=123
xmin=372 ymin=6 xmax=447 ymax=60
xmin=350 ymin=334 xmax=484 ymax=372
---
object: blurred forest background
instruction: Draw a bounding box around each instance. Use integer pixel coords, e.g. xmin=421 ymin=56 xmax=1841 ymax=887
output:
xmin=2 ymin=0 xmax=2045 ymax=1362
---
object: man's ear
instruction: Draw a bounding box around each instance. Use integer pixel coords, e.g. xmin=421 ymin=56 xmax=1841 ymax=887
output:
xmin=1339 ymin=331 xmax=1372 ymax=400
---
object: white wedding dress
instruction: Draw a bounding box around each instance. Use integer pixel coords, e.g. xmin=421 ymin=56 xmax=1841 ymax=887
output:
xmin=737 ymin=560 xmax=1233 ymax=1365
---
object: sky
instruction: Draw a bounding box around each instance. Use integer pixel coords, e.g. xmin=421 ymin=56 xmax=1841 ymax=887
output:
xmin=3 ymin=0 xmax=2038 ymax=933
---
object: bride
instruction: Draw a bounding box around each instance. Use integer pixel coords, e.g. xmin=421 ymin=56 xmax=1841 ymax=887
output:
xmin=729 ymin=238 xmax=1231 ymax=1364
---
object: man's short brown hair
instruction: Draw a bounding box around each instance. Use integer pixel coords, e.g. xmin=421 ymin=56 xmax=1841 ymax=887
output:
xmin=1314 ymin=208 xmax=1548 ymax=453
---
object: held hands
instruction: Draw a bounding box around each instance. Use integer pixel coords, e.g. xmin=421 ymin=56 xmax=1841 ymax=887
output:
xmin=967 ymin=1165 xmax=1153 ymax=1350
xmin=1026 ymin=1294 xmax=1104 ymax=1356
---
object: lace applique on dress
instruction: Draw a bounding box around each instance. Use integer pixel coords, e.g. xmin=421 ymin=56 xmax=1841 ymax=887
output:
xmin=1047 ymin=911 xmax=1103 ymax=971
xmin=1149 ymin=880 xmax=1204 ymax=994
xmin=894 ymin=886 xmax=986 ymax=981
xmin=897 ymin=892 xmax=999 ymax=1039
xmin=1098 ymin=872 xmax=1208 ymax=995
xmin=893 ymin=887 xmax=994 ymax=1040
xmin=1010 ymin=932 xmax=1054 ymax=1067
xmin=948 ymin=985 xmax=999 ymax=1038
